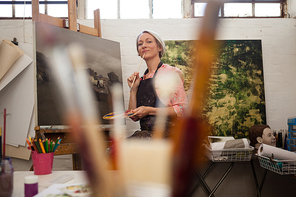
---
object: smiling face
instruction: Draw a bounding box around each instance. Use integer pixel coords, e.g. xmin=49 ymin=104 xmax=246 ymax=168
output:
xmin=137 ymin=33 xmax=162 ymax=59
xmin=261 ymin=128 xmax=276 ymax=147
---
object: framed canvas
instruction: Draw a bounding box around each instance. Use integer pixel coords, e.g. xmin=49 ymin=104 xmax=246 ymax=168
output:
xmin=35 ymin=22 xmax=123 ymax=126
xmin=162 ymin=40 xmax=266 ymax=138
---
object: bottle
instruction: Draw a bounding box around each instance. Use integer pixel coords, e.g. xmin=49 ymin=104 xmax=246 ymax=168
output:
xmin=275 ymin=132 xmax=279 ymax=147
xmin=284 ymin=132 xmax=288 ymax=150
xmin=0 ymin=157 xmax=14 ymax=197
xmin=24 ymin=175 xmax=38 ymax=197
xmin=278 ymin=132 xmax=283 ymax=148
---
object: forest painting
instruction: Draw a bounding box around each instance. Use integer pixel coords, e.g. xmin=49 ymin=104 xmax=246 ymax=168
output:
xmin=162 ymin=40 xmax=266 ymax=138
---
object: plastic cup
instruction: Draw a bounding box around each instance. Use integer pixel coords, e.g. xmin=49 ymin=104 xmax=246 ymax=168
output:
xmin=32 ymin=151 xmax=54 ymax=175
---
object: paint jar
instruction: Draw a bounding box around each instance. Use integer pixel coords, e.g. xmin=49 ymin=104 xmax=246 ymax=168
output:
xmin=0 ymin=157 xmax=14 ymax=197
xmin=24 ymin=175 xmax=38 ymax=197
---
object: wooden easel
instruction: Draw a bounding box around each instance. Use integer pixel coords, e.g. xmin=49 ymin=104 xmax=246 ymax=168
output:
xmin=32 ymin=0 xmax=106 ymax=170
xmin=32 ymin=0 xmax=101 ymax=37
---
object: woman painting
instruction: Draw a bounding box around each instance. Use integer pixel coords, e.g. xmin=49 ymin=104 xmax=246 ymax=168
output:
xmin=127 ymin=30 xmax=187 ymax=138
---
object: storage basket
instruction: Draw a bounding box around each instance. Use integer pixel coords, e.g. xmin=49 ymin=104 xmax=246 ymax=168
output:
xmin=257 ymin=155 xmax=296 ymax=175
xmin=206 ymin=146 xmax=254 ymax=162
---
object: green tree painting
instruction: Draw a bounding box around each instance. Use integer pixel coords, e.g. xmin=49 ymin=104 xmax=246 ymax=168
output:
xmin=162 ymin=40 xmax=266 ymax=138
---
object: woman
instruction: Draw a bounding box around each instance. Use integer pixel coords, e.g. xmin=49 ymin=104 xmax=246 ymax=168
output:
xmin=127 ymin=30 xmax=187 ymax=138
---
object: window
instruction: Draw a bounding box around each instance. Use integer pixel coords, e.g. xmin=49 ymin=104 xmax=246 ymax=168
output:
xmin=192 ymin=0 xmax=286 ymax=18
xmin=153 ymin=0 xmax=182 ymax=19
xmin=120 ymin=0 xmax=149 ymax=19
xmin=47 ymin=0 xmax=68 ymax=17
xmin=86 ymin=0 xmax=117 ymax=19
xmin=86 ymin=0 xmax=183 ymax=19
xmin=0 ymin=0 xmax=287 ymax=19
xmin=0 ymin=0 xmax=68 ymax=18
xmin=0 ymin=2 xmax=13 ymax=17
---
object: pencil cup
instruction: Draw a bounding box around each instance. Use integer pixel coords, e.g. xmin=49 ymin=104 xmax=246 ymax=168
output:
xmin=32 ymin=151 xmax=54 ymax=175
xmin=0 ymin=157 xmax=14 ymax=197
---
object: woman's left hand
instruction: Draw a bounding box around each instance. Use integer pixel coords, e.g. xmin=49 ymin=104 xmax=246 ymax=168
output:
xmin=131 ymin=106 xmax=152 ymax=119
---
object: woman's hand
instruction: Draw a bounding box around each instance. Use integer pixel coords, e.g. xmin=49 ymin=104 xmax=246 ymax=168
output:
xmin=131 ymin=106 xmax=152 ymax=119
xmin=127 ymin=72 xmax=140 ymax=91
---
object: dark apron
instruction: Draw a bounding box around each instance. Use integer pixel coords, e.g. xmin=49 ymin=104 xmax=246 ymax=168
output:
xmin=136 ymin=61 xmax=164 ymax=132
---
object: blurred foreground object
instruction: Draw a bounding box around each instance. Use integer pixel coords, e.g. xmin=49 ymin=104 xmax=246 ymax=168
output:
xmin=49 ymin=43 xmax=113 ymax=197
xmin=170 ymin=1 xmax=222 ymax=196
xmin=117 ymin=72 xmax=180 ymax=196
xmin=119 ymin=139 xmax=172 ymax=196
xmin=45 ymin=0 xmax=222 ymax=195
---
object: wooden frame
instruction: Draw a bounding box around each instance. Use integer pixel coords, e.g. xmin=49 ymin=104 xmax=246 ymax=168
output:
xmin=32 ymin=0 xmax=101 ymax=37
xmin=32 ymin=0 xmax=103 ymax=170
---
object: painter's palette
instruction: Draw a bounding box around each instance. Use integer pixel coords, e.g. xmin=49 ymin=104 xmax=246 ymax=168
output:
xmin=59 ymin=184 xmax=92 ymax=197
xmin=103 ymin=109 xmax=134 ymax=120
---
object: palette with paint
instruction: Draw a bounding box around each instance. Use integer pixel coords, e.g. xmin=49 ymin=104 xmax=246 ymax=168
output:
xmin=59 ymin=184 xmax=92 ymax=197
xmin=103 ymin=110 xmax=134 ymax=120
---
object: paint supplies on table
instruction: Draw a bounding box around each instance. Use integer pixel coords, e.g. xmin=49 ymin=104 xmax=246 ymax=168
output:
xmin=26 ymin=136 xmax=61 ymax=175
xmin=26 ymin=135 xmax=61 ymax=153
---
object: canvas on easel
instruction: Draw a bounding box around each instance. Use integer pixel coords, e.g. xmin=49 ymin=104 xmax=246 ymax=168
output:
xmin=34 ymin=21 xmax=123 ymax=126
xmin=31 ymin=0 xmax=122 ymax=170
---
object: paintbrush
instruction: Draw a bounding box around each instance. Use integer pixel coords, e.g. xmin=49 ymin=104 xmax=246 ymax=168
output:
xmin=3 ymin=108 xmax=6 ymax=159
xmin=153 ymin=71 xmax=179 ymax=139
xmin=0 ymin=127 xmax=2 ymax=162
xmin=49 ymin=43 xmax=113 ymax=197
xmin=117 ymin=73 xmax=178 ymax=195
xmin=68 ymin=43 xmax=114 ymax=197
xmin=129 ymin=53 xmax=145 ymax=93
xmin=109 ymin=83 xmax=126 ymax=170
xmin=107 ymin=83 xmax=127 ymax=195
xmin=170 ymin=1 xmax=222 ymax=196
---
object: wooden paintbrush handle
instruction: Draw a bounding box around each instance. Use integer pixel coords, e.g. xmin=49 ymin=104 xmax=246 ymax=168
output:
xmin=129 ymin=53 xmax=145 ymax=92
xmin=171 ymin=2 xmax=222 ymax=197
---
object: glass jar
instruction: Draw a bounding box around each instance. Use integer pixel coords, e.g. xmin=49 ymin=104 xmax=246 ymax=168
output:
xmin=0 ymin=157 xmax=14 ymax=197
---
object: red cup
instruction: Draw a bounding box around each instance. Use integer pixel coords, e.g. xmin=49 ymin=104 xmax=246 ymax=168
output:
xmin=31 ymin=151 xmax=54 ymax=175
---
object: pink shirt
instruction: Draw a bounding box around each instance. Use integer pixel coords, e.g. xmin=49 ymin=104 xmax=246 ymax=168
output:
xmin=142 ymin=64 xmax=188 ymax=117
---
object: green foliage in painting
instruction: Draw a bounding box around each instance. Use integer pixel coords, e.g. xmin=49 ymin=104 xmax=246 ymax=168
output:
xmin=162 ymin=40 xmax=266 ymax=139
xmin=162 ymin=40 xmax=195 ymax=92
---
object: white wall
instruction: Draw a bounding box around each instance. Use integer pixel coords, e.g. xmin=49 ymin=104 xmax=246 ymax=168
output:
xmin=1 ymin=18 xmax=295 ymax=135
xmin=80 ymin=18 xmax=296 ymax=135
xmin=1 ymin=17 xmax=296 ymax=196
